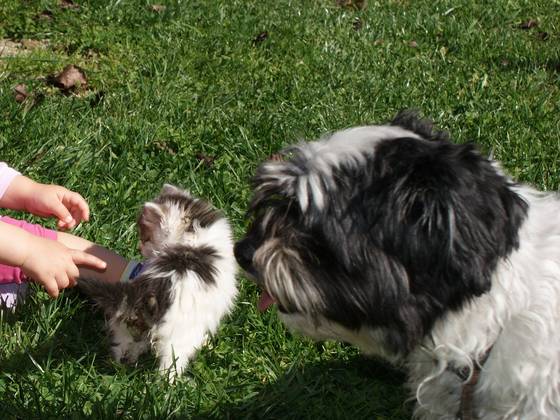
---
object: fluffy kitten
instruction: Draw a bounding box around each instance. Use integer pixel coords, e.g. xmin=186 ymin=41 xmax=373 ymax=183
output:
xmin=79 ymin=184 xmax=237 ymax=378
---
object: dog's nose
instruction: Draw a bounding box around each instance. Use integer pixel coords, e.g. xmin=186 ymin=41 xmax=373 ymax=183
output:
xmin=234 ymin=240 xmax=255 ymax=270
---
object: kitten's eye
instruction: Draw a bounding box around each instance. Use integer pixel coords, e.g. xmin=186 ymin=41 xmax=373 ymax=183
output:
xmin=146 ymin=295 xmax=158 ymax=315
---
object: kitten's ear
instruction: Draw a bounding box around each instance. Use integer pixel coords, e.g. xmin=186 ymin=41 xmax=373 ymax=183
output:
xmin=138 ymin=202 xmax=165 ymax=240
xmin=77 ymin=279 xmax=123 ymax=317
xmin=161 ymin=184 xmax=190 ymax=197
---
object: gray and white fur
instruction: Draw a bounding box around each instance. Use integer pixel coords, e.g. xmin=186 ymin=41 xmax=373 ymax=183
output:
xmin=80 ymin=184 xmax=237 ymax=379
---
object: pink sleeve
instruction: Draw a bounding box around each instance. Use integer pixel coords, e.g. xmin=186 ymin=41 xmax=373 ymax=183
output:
xmin=0 ymin=162 xmax=21 ymax=200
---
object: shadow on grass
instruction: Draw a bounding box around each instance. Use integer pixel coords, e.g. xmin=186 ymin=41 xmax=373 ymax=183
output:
xmin=1 ymin=288 xmax=154 ymax=377
xmin=198 ymin=356 xmax=412 ymax=420
xmin=2 ymin=289 xmax=412 ymax=419
xmin=487 ymin=55 xmax=560 ymax=75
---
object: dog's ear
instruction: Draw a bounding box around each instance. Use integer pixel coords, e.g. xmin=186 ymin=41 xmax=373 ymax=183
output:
xmin=250 ymin=159 xmax=300 ymax=211
xmin=251 ymin=146 xmax=338 ymax=221
xmin=372 ymin=137 xmax=527 ymax=297
xmin=390 ymin=109 xmax=449 ymax=142
xmin=253 ymin=238 xmax=324 ymax=314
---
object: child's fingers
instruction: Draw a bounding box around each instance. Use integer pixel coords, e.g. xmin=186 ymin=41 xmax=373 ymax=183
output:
xmin=43 ymin=278 xmax=60 ymax=298
xmin=56 ymin=215 xmax=84 ymax=231
xmin=70 ymin=207 xmax=84 ymax=225
xmin=63 ymin=192 xmax=90 ymax=223
xmin=50 ymin=200 xmax=75 ymax=226
xmin=56 ymin=274 xmax=71 ymax=290
xmin=66 ymin=263 xmax=80 ymax=281
xmin=57 ymin=218 xmax=77 ymax=230
xmin=70 ymin=249 xmax=107 ymax=271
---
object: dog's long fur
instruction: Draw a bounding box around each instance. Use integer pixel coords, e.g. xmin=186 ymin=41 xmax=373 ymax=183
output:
xmin=80 ymin=185 xmax=237 ymax=378
xmin=234 ymin=111 xmax=560 ymax=419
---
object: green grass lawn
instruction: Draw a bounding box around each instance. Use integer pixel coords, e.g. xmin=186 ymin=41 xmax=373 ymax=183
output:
xmin=0 ymin=0 xmax=558 ymax=418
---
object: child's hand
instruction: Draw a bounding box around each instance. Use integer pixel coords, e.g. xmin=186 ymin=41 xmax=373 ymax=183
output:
xmin=20 ymin=236 xmax=107 ymax=298
xmin=1 ymin=176 xmax=90 ymax=229
xmin=25 ymin=183 xmax=90 ymax=230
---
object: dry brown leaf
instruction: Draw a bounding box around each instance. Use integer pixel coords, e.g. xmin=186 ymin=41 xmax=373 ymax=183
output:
xmin=535 ymin=31 xmax=549 ymax=41
xmin=353 ymin=17 xmax=363 ymax=31
xmin=22 ymin=39 xmax=46 ymax=49
xmin=374 ymin=39 xmax=384 ymax=46
xmin=409 ymin=40 xmax=418 ymax=48
xmin=196 ymin=153 xmax=216 ymax=167
xmin=0 ymin=39 xmax=48 ymax=59
xmin=150 ymin=4 xmax=166 ymax=13
xmin=0 ymin=40 xmax=21 ymax=58
xmin=252 ymin=31 xmax=269 ymax=46
xmin=336 ymin=0 xmax=367 ymax=10
xmin=37 ymin=10 xmax=54 ymax=21
xmin=59 ymin=0 xmax=80 ymax=10
xmin=13 ymin=84 xmax=29 ymax=103
xmin=518 ymin=19 xmax=538 ymax=30
xmin=48 ymin=64 xmax=88 ymax=91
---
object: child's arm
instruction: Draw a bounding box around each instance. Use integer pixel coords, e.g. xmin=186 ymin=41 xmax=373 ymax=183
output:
xmin=0 ymin=175 xmax=89 ymax=230
xmin=57 ymin=231 xmax=130 ymax=284
xmin=0 ymin=221 xmax=107 ymax=297
xmin=0 ymin=163 xmax=21 ymax=199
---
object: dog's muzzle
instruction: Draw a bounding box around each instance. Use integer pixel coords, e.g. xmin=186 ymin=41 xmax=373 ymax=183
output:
xmin=234 ymin=239 xmax=256 ymax=274
xmin=235 ymin=239 xmax=278 ymax=312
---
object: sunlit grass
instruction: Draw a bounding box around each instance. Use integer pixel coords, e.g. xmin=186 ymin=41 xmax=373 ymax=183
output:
xmin=0 ymin=0 xmax=558 ymax=418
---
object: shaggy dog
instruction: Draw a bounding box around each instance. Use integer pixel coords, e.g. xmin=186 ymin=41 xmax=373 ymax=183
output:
xmin=234 ymin=112 xmax=560 ymax=419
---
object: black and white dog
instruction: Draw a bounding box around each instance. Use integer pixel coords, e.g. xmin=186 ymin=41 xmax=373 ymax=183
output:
xmin=234 ymin=112 xmax=560 ymax=419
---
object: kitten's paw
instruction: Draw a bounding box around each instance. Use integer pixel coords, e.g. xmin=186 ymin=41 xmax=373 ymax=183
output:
xmin=201 ymin=333 xmax=211 ymax=347
xmin=158 ymin=356 xmax=188 ymax=382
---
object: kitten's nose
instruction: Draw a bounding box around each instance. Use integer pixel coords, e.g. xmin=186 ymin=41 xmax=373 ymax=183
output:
xmin=234 ymin=239 xmax=255 ymax=271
